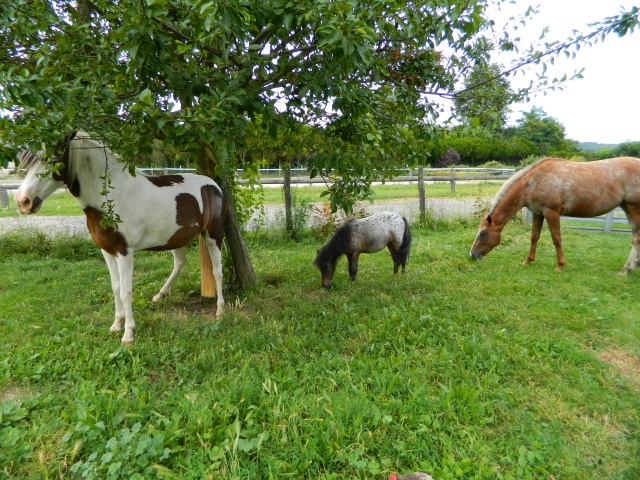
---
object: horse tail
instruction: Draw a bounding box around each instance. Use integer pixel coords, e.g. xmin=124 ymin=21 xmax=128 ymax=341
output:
xmin=397 ymin=216 xmax=412 ymax=265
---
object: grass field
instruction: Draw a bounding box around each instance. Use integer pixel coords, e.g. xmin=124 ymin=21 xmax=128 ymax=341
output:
xmin=1 ymin=213 xmax=639 ymax=479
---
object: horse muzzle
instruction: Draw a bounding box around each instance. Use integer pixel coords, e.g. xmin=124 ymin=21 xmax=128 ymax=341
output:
xmin=14 ymin=193 xmax=42 ymax=214
xmin=469 ymin=251 xmax=483 ymax=260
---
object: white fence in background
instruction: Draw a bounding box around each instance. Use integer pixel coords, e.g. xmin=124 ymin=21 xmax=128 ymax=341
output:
xmin=525 ymin=207 xmax=630 ymax=233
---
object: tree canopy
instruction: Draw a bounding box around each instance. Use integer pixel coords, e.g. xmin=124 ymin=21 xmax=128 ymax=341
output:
xmin=2 ymin=1 xmax=637 ymax=202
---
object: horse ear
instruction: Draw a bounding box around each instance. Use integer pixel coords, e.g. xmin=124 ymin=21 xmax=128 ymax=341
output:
xmin=486 ymin=215 xmax=492 ymax=225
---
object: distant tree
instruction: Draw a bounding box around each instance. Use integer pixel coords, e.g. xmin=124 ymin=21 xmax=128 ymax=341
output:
xmin=613 ymin=141 xmax=640 ymax=158
xmin=453 ymin=63 xmax=514 ymax=130
xmin=511 ymin=108 xmax=579 ymax=157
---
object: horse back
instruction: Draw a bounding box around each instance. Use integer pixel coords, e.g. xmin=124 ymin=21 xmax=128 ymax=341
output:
xmin=114 ymin=173 xmax=226 ymax=251
xmin=524 ymin=157 xmax=640 ymax=216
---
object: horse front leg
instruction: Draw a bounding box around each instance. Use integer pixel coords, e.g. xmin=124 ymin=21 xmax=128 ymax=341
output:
xmin=115 ymin=253 xmax=136 ymax=345
xmin=523 ymin=213 xmax=544 ymax=266
xmin=347 ymin=252 xmax=359 ymax=282
xmin=102 ymin=250 xmax=125 ymax=335
xmin=544 ymin=210 xmax=565 ymax=272
xmin=152 ymin=247 xmax=186 ymax=302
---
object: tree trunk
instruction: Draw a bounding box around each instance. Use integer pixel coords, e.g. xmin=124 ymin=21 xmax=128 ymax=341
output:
xmin=218 ymin=174 xmax=257 ymax=289
xmin=283 ymin=163 xmax=293 ymax=238
xmin=199 ymin=143 xmax=257 ymax=290
xmin=418 ymin=165 xmax=426 ymax=222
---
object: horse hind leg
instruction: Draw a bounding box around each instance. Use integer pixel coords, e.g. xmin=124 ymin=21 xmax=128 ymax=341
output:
xmin=153 ymin=247 xmax=187 ymax=302
xmin=203 ymin=235 xmax=225 ymax=316
xmin=619 ymin=209 xmax=640 ymax=275
xmin=388 ymin=246 xmax=400 ymax=274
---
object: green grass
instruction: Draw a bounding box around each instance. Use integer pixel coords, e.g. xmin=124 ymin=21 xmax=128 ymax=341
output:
xmin=1 ymin=181 xmax=502 ymax=218
xmin=1 ymin=218 xmax=639 ymax=479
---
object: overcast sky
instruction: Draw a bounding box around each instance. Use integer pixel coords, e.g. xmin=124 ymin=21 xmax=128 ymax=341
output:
xmin=489 ymin=0 xmax=640 ymax=144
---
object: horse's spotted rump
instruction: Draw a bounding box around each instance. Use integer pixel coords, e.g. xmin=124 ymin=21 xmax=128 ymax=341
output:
xmin=145 ymin=175 xmax=186 ymax=187
xmin=83 ymin=207 xmax=128 ymax=256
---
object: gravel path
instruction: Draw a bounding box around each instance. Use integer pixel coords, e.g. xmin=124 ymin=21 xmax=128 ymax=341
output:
xmin=0 ymin=198 xmax=477 ymax=237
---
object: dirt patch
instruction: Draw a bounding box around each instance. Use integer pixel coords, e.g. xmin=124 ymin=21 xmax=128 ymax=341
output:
xmin=179 ymin=297 xmax=220 ymax=318
xmin=1 ymin=386 xmax=30 ymax=403
xmin=598 ymin=350 xmax=640 ymax=389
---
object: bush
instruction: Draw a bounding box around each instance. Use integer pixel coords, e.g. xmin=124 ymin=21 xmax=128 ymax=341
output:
xmin=435 ymin=148 xmax=460 ymax=168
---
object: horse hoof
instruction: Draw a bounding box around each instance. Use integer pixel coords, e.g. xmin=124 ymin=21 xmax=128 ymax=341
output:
xmin=121 ymin=340 xmax=134 ymax=347
xmin=152 ymin=292 xmax=166 ymax=303
xmin=618 ymin=270 xmax=629 ymax=277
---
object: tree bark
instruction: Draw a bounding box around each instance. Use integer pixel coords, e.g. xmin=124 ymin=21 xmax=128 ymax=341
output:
xmin=283 ymin=163 xmax=293 ymax=238
xmin=199 ymin=144 xmax=257 ymax=290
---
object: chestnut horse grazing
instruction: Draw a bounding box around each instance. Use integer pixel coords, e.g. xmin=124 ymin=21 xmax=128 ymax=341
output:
xmin=314 ymin=211 xmax=411 ymax=288
xmin=470 ymin=157 xmax=640 ymax=273
xmin=14 ymin=130 xmax=227 ymax=344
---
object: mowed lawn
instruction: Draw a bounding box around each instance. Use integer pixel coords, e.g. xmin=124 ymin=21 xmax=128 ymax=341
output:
xmin=1 ymin=215 xmax=639 ymax=479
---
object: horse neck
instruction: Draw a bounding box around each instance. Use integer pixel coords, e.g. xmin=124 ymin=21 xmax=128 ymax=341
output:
xmin=70 ymin=138 xmax=132 ymax=205
xmin=326 ymin=223 xmax=352 ymax=259
xmin=490 ymin=179 xmax=527 ymax=227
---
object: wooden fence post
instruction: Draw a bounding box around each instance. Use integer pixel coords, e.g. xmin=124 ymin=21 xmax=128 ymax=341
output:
xmin=604 ymin=211 xmax=613 ymax=232
xmin=0 ymin=187 xmax=8 ymax=209
xmin=418 ymin=166 xmax=425 ymax=221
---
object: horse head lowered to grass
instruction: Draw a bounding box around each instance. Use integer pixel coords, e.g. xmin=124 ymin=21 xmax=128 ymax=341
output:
xmin=470 ymin=156 xmax=640 ymax=273
xmin=314 ymin=211 xmax=411 ymax=288
xmin=14 ymin=130 xmax=227 ymax=344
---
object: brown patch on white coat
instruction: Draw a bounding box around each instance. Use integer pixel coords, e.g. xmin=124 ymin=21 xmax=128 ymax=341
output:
xmin=470 ymin=157 xmax=640 ymax=273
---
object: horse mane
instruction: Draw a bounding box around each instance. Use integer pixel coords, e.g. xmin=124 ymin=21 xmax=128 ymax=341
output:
xmin=17 ymin=149 xmax=42 ymax=170
xmin=17 ymin=130 xmax=110 ymax=181
xmin=314 ymin=219 xmax=354 ymax=266
xmin=489 ymin=158 xmax=553 ymax=215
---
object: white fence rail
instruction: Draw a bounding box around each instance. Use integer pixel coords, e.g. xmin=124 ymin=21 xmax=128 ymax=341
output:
xmin=525 ymin=207 xmax=630 ymax=233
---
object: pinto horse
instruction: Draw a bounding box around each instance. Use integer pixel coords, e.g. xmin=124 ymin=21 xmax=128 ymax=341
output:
xmin=470 ymin=157 xmax=640 ymax=273
xmin=314 ymin=211 xmax=411 ymax=288
xmin=14 ymin=130 xmax=227 ymax=344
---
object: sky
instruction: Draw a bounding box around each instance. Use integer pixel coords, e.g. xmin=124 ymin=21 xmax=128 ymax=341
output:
xmin=487 ymin=0 xmax=640 ymax=144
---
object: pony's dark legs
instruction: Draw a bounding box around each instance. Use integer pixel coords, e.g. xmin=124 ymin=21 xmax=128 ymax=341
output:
xmin=523 ymin=213 xmax=544 ymax=266
xmin=346 ymin=252 xmax=359 ymax=281
xmin=388 ymin=245 xmax=405 ymax=274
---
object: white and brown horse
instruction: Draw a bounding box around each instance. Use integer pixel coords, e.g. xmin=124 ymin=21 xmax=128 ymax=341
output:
xmin=14 ymin=130 xmax=227 ymax=344
xmin=470 ymin=157 xmax=640 ymax=273
xmin=314 ymin=211 xmax=412 ymax=288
